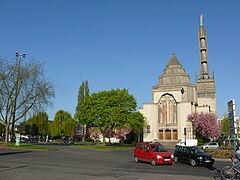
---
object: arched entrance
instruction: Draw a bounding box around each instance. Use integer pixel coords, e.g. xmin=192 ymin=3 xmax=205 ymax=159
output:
xmin=157 ymin=93 xmax=178 ymax=141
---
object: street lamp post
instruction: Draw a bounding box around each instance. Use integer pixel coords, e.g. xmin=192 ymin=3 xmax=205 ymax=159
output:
xmin=16 ymin=52 xmax=27 ymax=124
xmin=12 ymin=52 xmax=26 ymax=141
xmin=16 ymin=52 xmax=26 ymax=59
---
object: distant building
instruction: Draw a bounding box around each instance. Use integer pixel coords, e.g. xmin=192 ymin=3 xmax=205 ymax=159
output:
xmin=236 ymin=116 xmax=240 ymax=137
xmin=138 ymin=15 xmax=216 ymax=143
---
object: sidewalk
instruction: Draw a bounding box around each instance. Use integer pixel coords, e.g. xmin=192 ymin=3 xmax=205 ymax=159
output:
xmin=0 ymin=144 xmax=7 ymax=148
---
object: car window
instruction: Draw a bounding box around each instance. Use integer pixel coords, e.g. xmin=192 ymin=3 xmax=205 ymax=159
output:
xmin=139 ymin=144 xmax=144 ymax=150
xmin=178 ymin=146 xmax=183 ymax=152
xmin=151 ymin=144 xmax=167 ymax=152
xmin=191 ymin=147 xmax=204 ymax=153
xmin=190 ymin=147 xmax=195 ymax=154
xmin=183 ymin=147 xmax=189 ymax=153
xmin=144 ymin=145 xmax=150 ymax=152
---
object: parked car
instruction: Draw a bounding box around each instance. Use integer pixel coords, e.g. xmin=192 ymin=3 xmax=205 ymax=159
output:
xmin=20 ymin=137 xmax=28 ymax=143
xmin=201 ymin=142 xmax=219 ymax=150
xmin=134 ymin=142 xmax=174 ymax=166
xmin=175 ymin=139 xmax=198 ymax=148
xmin=28 ymin=137 xmax=37 ymax=143
xmin=174 ymin=146 xmax=214 ymax=167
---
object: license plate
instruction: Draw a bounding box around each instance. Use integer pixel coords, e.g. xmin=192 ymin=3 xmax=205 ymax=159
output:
xmin=205 ymin=160 xmax=211 ymax=162
xmin=164 ymin=159 xmax=170 ymax=161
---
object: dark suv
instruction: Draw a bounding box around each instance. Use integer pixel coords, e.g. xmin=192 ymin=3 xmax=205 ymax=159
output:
xmin=134 ymin=142 xmax=174 ymax=166
xmin=174 ymin=146 xmax=214 ymax=167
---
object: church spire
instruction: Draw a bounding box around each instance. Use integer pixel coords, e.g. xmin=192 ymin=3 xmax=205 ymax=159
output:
xmin=198 ymin=14 xmax=209 ymax=79
xmin=200 ymin=14 xmax=203 ymax=26
xmin=196 ymin=15 xmax=216 ymax=114
xmin=167 ymin=52 xmax=181 ymax=66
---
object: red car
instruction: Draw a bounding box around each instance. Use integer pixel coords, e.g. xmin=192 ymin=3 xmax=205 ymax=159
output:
xmin=134 ymin=142 xmax=174 ymax=166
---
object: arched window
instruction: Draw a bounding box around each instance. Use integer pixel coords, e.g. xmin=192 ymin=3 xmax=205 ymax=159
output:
xmin=158 ymin=94 xmax=177 ymax=124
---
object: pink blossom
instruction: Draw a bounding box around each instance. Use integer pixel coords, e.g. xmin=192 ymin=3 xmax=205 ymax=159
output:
xmin=115 ymin=128 xmax=131 ymax=140
xmin=188 ymin=112 xmax=221 ymax=139
xmin=91 ymin=132 xmax=100 ymax=141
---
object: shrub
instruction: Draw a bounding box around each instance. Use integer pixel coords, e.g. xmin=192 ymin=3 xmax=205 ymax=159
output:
xmin=205 ymin=149 xmax=234 ymax=159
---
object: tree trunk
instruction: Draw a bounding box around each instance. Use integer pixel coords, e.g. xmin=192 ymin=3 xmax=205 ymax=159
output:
xmin=102 ymin=134 xmax=106 ymax=146
xmin=108 ymin=138 xmax=111 ymax=145
xmin=137 ymin=128 xmax=142 ymax=142
xmin=11 ymin=122 xmax=15 ymax=139
xmin=5 ymin=124 xmax=9 ymax=143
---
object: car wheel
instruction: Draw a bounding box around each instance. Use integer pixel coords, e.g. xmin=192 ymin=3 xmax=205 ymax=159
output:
xmin=151 ymin=159 xmax=156 ymax=166
xmin=190 ymin=159 xmax=197 ymax=166
xmin=134 ymin=156 xmax=139 ymax=163
xmin=174 ymin=156 xmax=178 ymax=163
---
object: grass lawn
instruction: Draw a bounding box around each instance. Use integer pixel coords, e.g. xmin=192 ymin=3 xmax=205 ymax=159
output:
xmin=6 ymin=143 xmax=58 ymax=151
xmin=1 ymin=141 xmax=134 ymax=151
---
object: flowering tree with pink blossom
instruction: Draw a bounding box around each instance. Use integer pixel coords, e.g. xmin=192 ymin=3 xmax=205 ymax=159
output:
xmin=115 ymin=128 xmax=132 ymax=141
xmin=91 ymin=131 xmax=101 ymax=142
xmin=187 ymin=112 xmax=221 ymax=139
xmin=105 ymin=128 xmax=116 ymax=144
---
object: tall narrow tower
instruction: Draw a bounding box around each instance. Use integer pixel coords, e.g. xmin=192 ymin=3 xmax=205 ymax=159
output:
xmin=196 ymin=15 xmax=217 ymax=114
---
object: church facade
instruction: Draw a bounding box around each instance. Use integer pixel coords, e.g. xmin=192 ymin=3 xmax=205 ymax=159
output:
xmin=138 ymin=16 xmax=216 ymax=142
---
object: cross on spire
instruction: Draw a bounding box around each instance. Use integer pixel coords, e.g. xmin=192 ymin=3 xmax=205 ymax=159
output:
xmin=200 ymin=14 xmax=203 ymax=26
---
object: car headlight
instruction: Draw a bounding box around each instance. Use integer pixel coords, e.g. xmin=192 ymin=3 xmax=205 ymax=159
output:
xmin=171 ymin=155 xmax=174 ymax=158
xmin=157 ymin=155 xmax=162 ymax=159
xmin=197 ymin=157 xmax=203 ymax=160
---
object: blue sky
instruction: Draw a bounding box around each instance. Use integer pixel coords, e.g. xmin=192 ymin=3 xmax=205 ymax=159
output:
xmin=0 ymin=1 xmax=239 ymax=120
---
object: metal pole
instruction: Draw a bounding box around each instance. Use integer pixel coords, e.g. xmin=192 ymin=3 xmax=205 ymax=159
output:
xmin=184 ymin=128 xmax=187 ymax=145
xmin=234 ymin=134 xmax=236 ymax=153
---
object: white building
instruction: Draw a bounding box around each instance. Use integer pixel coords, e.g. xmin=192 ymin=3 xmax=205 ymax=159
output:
xmin=139 ymin=16 xmax=216 ymax=143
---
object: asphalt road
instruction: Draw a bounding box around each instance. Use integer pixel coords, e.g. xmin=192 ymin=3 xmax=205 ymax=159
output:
xmin=0 ymin=145 xmax=232 ymax=180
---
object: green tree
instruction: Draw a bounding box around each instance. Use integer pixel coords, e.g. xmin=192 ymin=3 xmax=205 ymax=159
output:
xmin=0 ymin=55 xmax=55 ymax=143
xmin=61 ymin=118 xmax=77 ymax=137
xmin=76 ymin=89 xmax=145 ymax=145
xmin=75 ymin=80 xmax=89 ymax=118
xmin=26 ymin=112 xmax=49 ymax=137
xmin=37 ymin=112 xmax=49 ymax=136
xmin=50 ymin=110 xmax=77 ymax=137
xmin=25 ymin=117 xmax=39 ymax=136
xmin=75 ymin=80 xmax=90 ymax=141
xmin=221 ymin=114 xmax=230 ymax=137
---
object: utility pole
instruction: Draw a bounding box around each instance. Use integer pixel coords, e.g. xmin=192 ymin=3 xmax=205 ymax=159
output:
xmin=11 ymin=52 xmax=26 ymax=140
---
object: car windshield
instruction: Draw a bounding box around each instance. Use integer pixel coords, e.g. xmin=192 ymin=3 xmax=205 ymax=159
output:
xmin=190 ymin=147 xmax=204 ymax=153
xmin=150 ymin=144 xmax=167 ymax=152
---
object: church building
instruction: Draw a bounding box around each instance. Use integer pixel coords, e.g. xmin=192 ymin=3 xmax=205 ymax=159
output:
xmin=138 ymin=16 xmax=216 ymax=143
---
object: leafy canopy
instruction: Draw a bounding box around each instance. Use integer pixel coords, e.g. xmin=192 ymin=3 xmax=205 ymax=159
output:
xmin=26 ymin=112 xmax=49 ymax=136
xmin=221 ymin=114 xmax=230 ymax=136
xmin=76 ymin=88 xmax=144 ymax=137
xmin=51 ymin=110 xmax=77 ymax=137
